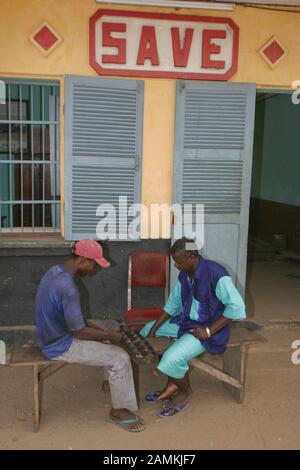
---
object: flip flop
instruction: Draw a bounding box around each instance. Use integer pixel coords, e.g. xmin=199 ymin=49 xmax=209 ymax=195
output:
xmin=144 ymin=390 xmax=171 ymax=404
xmin=158 ymin=401 xmax=190 ymax=418
xmin=106 ymin=415 xmax=145 ymax=432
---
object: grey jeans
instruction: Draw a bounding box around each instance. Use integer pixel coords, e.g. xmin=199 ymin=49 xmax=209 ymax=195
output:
xmin=53 ymin=319 xmax=138 ymax=411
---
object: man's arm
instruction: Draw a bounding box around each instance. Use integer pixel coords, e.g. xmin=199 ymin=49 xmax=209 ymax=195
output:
xmin=61 ymin=285 xmax=121 ymax=345
xmin=146 ymin=279 xmax=183 ymax=337
xmin=190 ymin=275 xmax=246 ymax=340
xmin=73 ymin=326 xmax=121 ymax=345
xmin=147 ymin=311 xmax=171 ymax=337
xmin=189 ymin=316 xmax=231 ymax=340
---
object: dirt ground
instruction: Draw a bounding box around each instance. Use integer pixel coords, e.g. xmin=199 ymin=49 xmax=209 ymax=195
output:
xmin=246 ymin=259 xmax=300 ymax=320
xmin=0 ymin=328 xmax=300 ymax=450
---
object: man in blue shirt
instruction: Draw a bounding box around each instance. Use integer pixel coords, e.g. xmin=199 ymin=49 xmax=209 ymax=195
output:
xmin=35 ymin=239 xmax=144 ymax=432
xmin=140 ymin=237 xmax=246 ymax=417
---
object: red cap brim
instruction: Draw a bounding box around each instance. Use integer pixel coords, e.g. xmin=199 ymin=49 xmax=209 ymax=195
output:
xmin=95 ymin=257 xmax=110 ymax=268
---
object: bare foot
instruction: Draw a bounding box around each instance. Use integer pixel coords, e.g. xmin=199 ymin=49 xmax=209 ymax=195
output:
xmin=156 ymin=382 xmax=178 ymax=401
xmin=101 ymin=380 xmax=110 ymax=392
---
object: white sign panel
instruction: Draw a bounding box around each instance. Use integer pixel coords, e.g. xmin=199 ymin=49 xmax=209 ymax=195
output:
xmin=90 ymin=10 xmax=239 ymax=80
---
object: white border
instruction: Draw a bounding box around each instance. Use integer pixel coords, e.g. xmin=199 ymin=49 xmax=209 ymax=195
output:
xmin=95 ymin=1 xmax=234 ymax=11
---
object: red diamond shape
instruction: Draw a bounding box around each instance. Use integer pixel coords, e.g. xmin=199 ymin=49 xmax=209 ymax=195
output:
xmin=262 ymin=40 xmax=285 ymax=64
xmin=33 ymin=26 xmax=58 ymax=51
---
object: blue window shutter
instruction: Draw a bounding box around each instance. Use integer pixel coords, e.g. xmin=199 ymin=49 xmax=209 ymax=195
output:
xmin=172 ymin=81 xmax=256 ymax=295
xmin=64 ymin=75 xmax=144 ymax=241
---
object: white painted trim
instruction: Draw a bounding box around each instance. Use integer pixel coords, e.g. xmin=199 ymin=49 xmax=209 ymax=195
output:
xmin=96 ymin=1 xmax=235 ymax=11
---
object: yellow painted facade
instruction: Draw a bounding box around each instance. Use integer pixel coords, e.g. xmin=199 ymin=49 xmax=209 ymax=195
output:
xmin=1 ymin=0 xmax=300 ymax=237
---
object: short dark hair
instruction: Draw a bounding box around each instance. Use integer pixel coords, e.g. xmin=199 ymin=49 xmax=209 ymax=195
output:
xmin=170 ymin=237 xmax=199 ymax=257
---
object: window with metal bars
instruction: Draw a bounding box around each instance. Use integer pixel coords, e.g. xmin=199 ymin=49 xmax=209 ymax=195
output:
xmin=0 ymin=79 xmax=60 ymax=233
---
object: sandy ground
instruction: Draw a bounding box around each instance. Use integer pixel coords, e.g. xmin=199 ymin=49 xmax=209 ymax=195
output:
xmin=0 ymin=328 xmax=300 ymax=450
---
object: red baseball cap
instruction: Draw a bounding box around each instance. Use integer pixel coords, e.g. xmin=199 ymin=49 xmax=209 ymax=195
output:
xmin=73 ymin=240 xmax=110 ymax=268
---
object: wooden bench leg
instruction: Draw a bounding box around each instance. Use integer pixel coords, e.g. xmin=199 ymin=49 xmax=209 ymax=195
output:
xmin=33 ymin=365 xmax=43 ymax=432
xmin=223 ymin=344 xmax=249 ymax=403
xmin=131 ymin=360 xmax=140 ymax=408
xmin=32 ymin=363 xmax=66 ymax=432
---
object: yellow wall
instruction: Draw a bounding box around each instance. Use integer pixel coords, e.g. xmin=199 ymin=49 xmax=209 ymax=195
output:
xmin=1 ymin=0 xmax=300 ymax=237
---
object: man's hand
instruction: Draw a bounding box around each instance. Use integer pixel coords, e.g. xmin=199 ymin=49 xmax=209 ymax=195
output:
xmin=189 ymin=327 xmax=208 ymax=341
xmin=189 ymin=317 xmax=231 ymax=341
xmin=108 ymin=331 xmax=122 ymax=345
xmin=74 ymin=327 xmax=122 ymax=343
xmin=147 ymin=327 xmax=156 ymax=338
xmin=146 ymin=311 xmax=171 ymax=337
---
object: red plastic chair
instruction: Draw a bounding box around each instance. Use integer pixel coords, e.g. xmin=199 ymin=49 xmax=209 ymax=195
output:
xmin=124 ymin=252 xmax=169 ymax=331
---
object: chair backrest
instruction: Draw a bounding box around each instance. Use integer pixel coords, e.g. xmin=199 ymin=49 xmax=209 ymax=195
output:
xmin=128 ymin=252 xmax=169 ymax=309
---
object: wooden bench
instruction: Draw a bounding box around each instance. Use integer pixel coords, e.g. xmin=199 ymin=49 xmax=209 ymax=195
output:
xmin=5 ymin=346 xmax=67 ymax=432
xmin=4 ymin=344 xmax=144 ymax=432
xmin=3 ymin=328 xmax=266 ymax=431
xmin=147 ymin=328 xmax=267 ymax=404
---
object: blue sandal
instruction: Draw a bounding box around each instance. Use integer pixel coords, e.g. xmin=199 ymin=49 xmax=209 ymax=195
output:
xmin=144 ymin=390 xmax=171 ymax=404
xmin=158 ymin=401 xmax=190 ymax=418
xmin=106 ymin=415 xmax=145 ymax=432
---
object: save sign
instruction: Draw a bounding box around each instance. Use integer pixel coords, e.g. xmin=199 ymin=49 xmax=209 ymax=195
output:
xmin=90 ymin=10 xmax=239 ymax=80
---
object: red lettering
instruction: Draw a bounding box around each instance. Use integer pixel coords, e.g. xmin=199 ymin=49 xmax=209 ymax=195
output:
xmin=102 ymin=22 xmax=126 ymax=64
xmin=202 ymin=30 xmax=226 ymax=69
xmin=137 ymin=26 xmax=159 ymax=66
xmin=171 ymin=28 xmax=193 ymax=68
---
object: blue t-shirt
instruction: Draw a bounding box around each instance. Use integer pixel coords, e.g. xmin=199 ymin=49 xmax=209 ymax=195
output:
xmin=35 ymin=265 xmax=85 ymax=359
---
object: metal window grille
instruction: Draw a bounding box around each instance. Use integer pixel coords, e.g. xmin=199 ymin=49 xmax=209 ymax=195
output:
xmin=0 ymin=79 xmax=60 ymax=233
